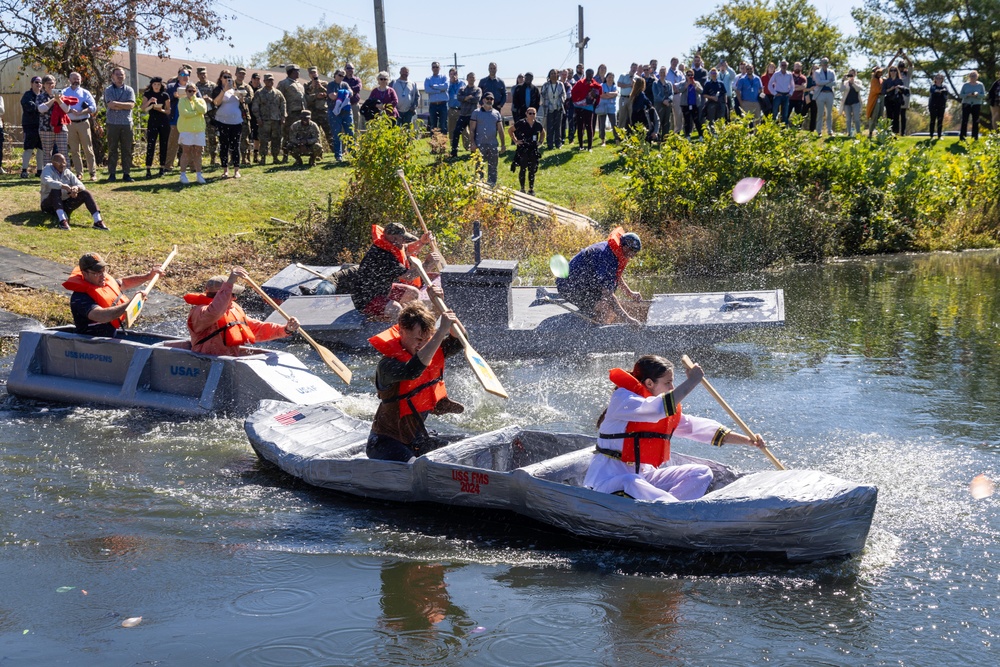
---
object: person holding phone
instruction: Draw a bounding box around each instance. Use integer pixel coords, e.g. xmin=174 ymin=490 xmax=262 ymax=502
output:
xmin=141 ymin=77 xmax=171 ymax=177
xmin=177 ymin=82 xmax=207 ymax=184
xmin=212 ymin=69 xmax=244 ymax=178
xmin=840 ymin=69 xmax=862 ymax=137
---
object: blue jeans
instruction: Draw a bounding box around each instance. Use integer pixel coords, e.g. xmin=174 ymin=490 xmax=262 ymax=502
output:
xmin=329 ymin=110 xmax=354 ymax=159
xmin=772 ymin=93 xmax=791 ymax=124
xmin=427 ymin=103 xmax=447 ymax=134
xmin=398 ymin=109 xmax=415 ymax=126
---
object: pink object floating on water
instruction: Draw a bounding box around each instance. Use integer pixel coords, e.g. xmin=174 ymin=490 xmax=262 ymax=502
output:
xmin=472 ymin=626 xmax=486 ymax=633
xmin=732 ymin=177 xmax=766 ymax=204
xmin=970 ymin=474 xmax=995 ymax=499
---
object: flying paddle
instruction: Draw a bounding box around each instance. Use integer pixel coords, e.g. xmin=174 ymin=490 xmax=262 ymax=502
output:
xmin=409 ymin=255 xmax=508 ymax=399
xmin=732 ymin=177 xmax=766 ymax=204
xmin=124 ymin=245 xmax=177 ymax=327
xmin=243 ymin=275 xmax=353 ymax=385
xmin=681 ymin=354 xmax=785 ymax=470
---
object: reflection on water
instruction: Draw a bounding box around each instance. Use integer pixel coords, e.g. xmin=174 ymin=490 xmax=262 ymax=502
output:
xmin=2 ymin=251 xmax=1000 ymax=665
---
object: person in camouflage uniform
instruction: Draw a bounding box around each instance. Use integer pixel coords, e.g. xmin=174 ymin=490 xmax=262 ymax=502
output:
xmin=305 ymin=66 xmax=333 ymax=149
xmin=251 ymin=73 xmax=286 ymax=164
xmin=286 ymin=110 xmax=323 ymax=166
xmin=277 ymin=64 xmax=306 ymax=163
xmin=195 ymin=67 xmax=218 ymax=166
xmin=234 ymin=66 xmax=255 ymax=165
xmin=248 ymin=72 xmax=263 ymax=163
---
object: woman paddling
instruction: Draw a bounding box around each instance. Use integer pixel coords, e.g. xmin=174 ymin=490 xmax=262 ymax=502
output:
xmin=584 ymin=355 xmax=766 ymax=502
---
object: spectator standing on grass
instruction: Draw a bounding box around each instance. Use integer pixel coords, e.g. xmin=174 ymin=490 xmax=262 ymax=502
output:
xmin=652 ymin=67 xmax=673 ymax=136
xmin=103 ymin=67 xmax=135 ymax=183
xmin=959 ymin=71 xmax=986 ymax=141
xmin=277 ymin=64 xmax=306 ymax=163
xmin=469 ymin=92 xmax=505 ymax=187
xmin=760 ymin=61 xmax=776 ymax=117
xmin=665 ymin=58 xmax=685 ymax=134
xmin=62 ymin=72 xmax=97 ymax=181
xmin=679 ymin=71 xmax=704 ymax=139
xmin=20 ymin=76 xmax=44 ymax=177
xmin=446 ymin=68 xmax=465 ymax=149
xmin=370 ymin=71 xmax=400 ymax=119
xmin=212 ymin=69 xmax=244 ymax=179
xmin=166 ymin=67 xmax=193 ymax=169
xmin=802 ymin=63 xmax=819 ymax=131
xmin=252 ymin=73 xmax=285 ymax=164
xmin=451 ymin=72 xmax=480 ymax=157
xmin=988 ymin=76 xmax=1000 ymax=131
xmin=789 ymin=62 xmax=807 ymax=120
xmin=511 ymin=72 xmax=540 ymax=124
xmin=343 ymin=63 xmax=364 ymax=131
xmin=572 ymin=68 xmax=602 ymax=151
xmin=814 ymin=58 xmax=837 ymax=137
xmin=479 ymin=63 xmax=507 ymax=114
xmin=392 ymin=67 xmax=419 ymax=127
xmin=540 ymin=69 xmax=565 ymax=149
xmin=768 ymin=60 xmax=794 ymax=125
xmin=840 ymin=69 xmax=862 ymax=138
xmin=327 ymin=72 xmax=353 ymax=162
xmin=928 ymin=74 xmax=949 ymax=140
xmin=248 ymin=72 xmax=262 ymax=163
xmin=617 ymin=63 xmax=637 ymax=129
xmin=425 ymin=62 xmax=449 ymax=136
xmin=304 ymin=66 xmax=332 ymax=149
xmin=882 ymin=64 xmax=906 ymax=136
xmin=702 ymin=68 xmax=727 ymax=131
xmin=508 ymin=107 xmax=543 ymax=194
xmin=0 ymin=96 xmax=5 ymax=173
xmin=234 ymin=67 xmax=256 ymax=165
xmin=177 ymin=82 xmax=208 ymax=185
xmin=736 ymin=64 xmax=763 ymax=121
xmin=597 ymin=72 xmax=620 ymax=145
xmin=141 ymin=77 xmax=171 ymax=178
xmin=896 ymin=54 xmax=913 ymax=135
xmin=628 ymin=77 xmax=656 ymax=142
xmin=561 ymin=69 xmax=576 ymax=145
xmin=866 ymin=66 xmax=885 ymax=138
xmin=717 ymin=61 xmax=736 ymax=121
xmin=195 ymin=68 xmax=218 ymax=166
xmin=36 ymin=76 xmax=70 ymax=167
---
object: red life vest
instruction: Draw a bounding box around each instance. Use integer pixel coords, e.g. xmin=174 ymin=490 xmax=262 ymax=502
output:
xmin=184 ymin=293 xmax=256 ymax=347
xmin=369 ymin=324 xmax=447 ymax=417
xmin=371 ymin=224 xmax=421 ymax=288
xmin=600 ymin=367 xmax=682 ymax=471
xmin=606 ymin=227 xmax=630 ymax=283
xmin=62 ymin=268 xmax=127 ymax=329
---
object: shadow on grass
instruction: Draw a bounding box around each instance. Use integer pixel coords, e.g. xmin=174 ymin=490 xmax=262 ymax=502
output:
xmin=598 ymin=155 xmax=624 ymax=174
xmin=6 ymin=211 xmax=55 ymax=228
xmin=538 ymin=150 xmax=576 ymax=169
xmin=945 ymin=140 xmax=971 ymax=155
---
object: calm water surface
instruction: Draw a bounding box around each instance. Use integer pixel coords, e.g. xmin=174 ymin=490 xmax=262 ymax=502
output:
xmin=2 ymin=251 xmax=999 ymax=665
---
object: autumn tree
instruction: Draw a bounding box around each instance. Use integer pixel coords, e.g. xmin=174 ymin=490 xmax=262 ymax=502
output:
xmin=252 ymin=21 xmax=378 ymax=87
xmin=852 ymin=0 xmax=1000 ymax=97
xmin=694 ymin=0 xmax=848 ymax=70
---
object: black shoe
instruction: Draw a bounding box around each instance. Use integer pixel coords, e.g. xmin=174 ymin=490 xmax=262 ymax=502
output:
xmin=58 ymin=220 xmax=71 ymax=231
xmin=146 ymin=169 xmax=152 ymax=178
xmin=93 ymin=221 xmax=110 ymax=231
xmin=20 ymin=169 xmax=29 ymax=179
xmin=158 ymin=168 xmax=165 ymax=176
xmin=123 ymin=174 xmax=134 ymax=183
xmin=107 ymin=173 xmax=117 ymax=182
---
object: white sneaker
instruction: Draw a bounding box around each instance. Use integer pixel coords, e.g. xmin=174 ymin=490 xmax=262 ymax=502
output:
xmin=196 ymin=173 xmax=206 ymax=184
xmin=179 ymin=172 xmax=190 ymax=184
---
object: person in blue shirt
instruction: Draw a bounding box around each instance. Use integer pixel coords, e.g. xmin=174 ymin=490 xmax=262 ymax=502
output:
xmin=556 ymin=228 xmax=644 ymax=325
xmin=326 ymin=70 xmax=354 ymax=161
xmin=735 ymin=64 xmax=763 ymax=121
xmin=446 ymin=68 xmax=465 ymax=149
xmin=424 ymin=61 xmax=449 ymax=135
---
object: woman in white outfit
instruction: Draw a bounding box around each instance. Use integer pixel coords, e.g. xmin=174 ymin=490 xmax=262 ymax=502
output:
xmin=584 ymin=355 xmax=766 ymax=502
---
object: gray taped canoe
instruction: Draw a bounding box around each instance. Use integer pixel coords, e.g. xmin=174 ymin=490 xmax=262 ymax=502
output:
xmin=245 ymin=400 xmax=877 ymax=562
xmin=7 ymin=328 xmax=341 ymax=415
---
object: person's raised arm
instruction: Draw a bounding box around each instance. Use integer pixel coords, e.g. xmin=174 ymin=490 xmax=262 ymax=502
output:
xmin=416 ymin=309 xmax=455 ymax=366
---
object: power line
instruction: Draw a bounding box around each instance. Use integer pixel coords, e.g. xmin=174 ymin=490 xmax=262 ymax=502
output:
xmin=216 ymin=2 xmax=290 ymax=33
xmin=458 ymin=29 xmax=572 ymax=58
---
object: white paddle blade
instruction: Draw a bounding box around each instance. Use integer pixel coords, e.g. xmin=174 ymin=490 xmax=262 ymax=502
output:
xmin=732 ymin=177 xmax=766 ymax=204
xmin=123 ymin=293 xmax=144 ymax=328
xmin=549 ymin=254 xmax=570 ymax=279
xmin=465 ymin=345 xmax=508 ymax=399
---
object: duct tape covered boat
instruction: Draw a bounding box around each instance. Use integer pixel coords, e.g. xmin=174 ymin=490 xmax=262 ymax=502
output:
xmin=245 ymin=400 xmax=877 ymax=562
xmin=6 ymin=328 xmax=341 ymax=415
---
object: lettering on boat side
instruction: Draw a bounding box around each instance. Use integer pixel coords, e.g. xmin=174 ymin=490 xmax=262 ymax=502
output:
xmin=452 ymin=469 xmax=490 ymax=495
xmin=295 ymin=384 xmax=317 ymax=394
xmin=64 ymin=350 xmax=113 ymax=363
xmin=170 ymin=365 xmax=201 ymax=377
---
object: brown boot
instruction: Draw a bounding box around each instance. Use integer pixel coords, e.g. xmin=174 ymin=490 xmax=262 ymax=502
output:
xmin=432 ymin=397 xmax=465 ymax=415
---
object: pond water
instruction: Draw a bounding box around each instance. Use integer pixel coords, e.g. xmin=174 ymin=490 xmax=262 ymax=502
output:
xmin=1 ymin=251 xmax=998 ymax=665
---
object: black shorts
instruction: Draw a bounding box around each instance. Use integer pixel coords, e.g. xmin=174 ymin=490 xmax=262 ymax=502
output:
xmin=22 ymin=128 xmax=42 ymax=150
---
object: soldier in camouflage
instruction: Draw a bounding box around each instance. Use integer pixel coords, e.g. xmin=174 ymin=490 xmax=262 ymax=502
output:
xmin=251 ymin=73 xmax=286 ymax=164
xmin=234 ymin=66 xmax=255 ymax=165
xmin=305 ymin=66 xmax=333 ymax=149
xmin=248 ymin=72 xmax=263 ymax=163
xmin=277 ymin=64 xmax=306 ymax=163
xmin=286 ymin=110 xmax=323 ymax=166
xmin=195 ymin=67 xmax=218 ymax=166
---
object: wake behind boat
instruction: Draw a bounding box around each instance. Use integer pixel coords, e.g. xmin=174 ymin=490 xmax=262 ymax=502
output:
xmin=245 ymin=400 xmax=877 ymax=562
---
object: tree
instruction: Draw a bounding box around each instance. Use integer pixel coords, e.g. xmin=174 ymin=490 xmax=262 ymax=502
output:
xmin=694 ymin=0 xmax=849 ymax=70
xmin=252 ymin=21 xmax=379 ymax=87
xmin=0 ymin=0 xmax=228 ymax=93
xmin=852 ymin=0 xmax=1000 ymax=97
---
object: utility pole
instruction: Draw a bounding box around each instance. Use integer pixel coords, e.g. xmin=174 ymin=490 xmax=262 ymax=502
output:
xmin=576 ymin=5 xmax=589 ymax=67
xmin=453 ymin=53 xmax=463 ymax=72
xmin=128 ymin=2 xmax=138 ymax=93
xmin=374 ymin=0 xmax=389 ymax=73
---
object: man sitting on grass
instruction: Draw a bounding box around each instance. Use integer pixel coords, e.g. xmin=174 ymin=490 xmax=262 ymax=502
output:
xmin=40 ymin=153 xmax=108 ymax=231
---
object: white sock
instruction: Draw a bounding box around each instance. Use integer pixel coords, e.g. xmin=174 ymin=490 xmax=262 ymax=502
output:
xmin=56 ymin=210 xmax=67 ymax=222
xmin=92 ymin=212 xmax=102 ymax=223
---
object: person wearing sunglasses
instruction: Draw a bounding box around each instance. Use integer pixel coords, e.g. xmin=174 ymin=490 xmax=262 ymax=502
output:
xmin=508 ymin=106 xmax=544 ymax=195
xmin=368 ymin=71 xmax=399 ymax=118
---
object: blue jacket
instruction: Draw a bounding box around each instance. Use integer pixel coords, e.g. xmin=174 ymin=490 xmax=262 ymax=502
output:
xmin=478 ymin=76 xmax=507 ymax=110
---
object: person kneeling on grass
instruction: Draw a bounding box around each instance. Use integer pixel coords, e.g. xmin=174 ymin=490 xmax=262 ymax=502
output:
xmin=584 ymin=355 xmax=766 ymax=502
xmin=366 ymin=300 xmax=466 ymax=462
xmin=286 ymin=109 xmax=324 ymax=166
xmin=41 ymin=153 xmax=108 ymax=231
xmin=556 ymin=226 xmax=644 ymax=325
xmin=186 ymin=267 xmax=299 ymax=356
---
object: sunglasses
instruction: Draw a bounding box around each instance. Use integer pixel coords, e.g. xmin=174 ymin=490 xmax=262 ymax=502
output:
xmin=526 ymin=111 xmax=536 ymax=115
xmin=378 ymin=77 xmax=388 ymax=81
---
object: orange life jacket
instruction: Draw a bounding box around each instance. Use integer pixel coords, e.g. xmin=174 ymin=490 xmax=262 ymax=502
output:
xmin=369 ymin=324 xmax=447 ymax=417
xmin=62 ymin=268 xmax=127 ymax=329
xmin=371 ymin=224 xmax=421 ymax=288
xmin=606 ymin=226 xmax=629 ymax=283
xmin=184 ymin=293 xmax=256 ymax=347
xmin=600 ymin=367 xmax=682 ymax=471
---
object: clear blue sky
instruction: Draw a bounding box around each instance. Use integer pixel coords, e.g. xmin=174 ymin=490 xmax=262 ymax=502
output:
xmin=171 ymin=0 xmax=861 ymax=78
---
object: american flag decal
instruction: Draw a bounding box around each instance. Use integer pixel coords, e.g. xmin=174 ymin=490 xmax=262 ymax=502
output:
xmin=274 ymin=410 xmax=305 ymax=425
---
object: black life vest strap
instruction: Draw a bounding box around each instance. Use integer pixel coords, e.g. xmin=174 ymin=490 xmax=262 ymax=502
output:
xmin=381 ymin=372 xmax=444 ymax=439
xmin=195 ymin=319 xmax=248 ymax=346
xmin=599 ymin=431 xmax=671 ymax=474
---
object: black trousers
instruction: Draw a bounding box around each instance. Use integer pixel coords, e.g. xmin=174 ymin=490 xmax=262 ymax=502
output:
xmin=960 ymin=104 xmax=981 ymax=140
xmin=145 ymin=123 xmax=169 ymax=168
xmin=41 ymin=189 xmax=99 ymax=217
xmin=929 ymin=108 xmax=945 ymax=138
xmin=217 ymin=122 xmax=242 ymax=168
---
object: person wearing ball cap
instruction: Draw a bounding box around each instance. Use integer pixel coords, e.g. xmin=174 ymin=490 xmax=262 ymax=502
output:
xmin=556 ymin=227 xmax=644 ymax=325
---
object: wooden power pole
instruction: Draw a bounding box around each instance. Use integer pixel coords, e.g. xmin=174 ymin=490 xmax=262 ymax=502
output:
xmin=374 ymin=0 xmax=389 ymax=72
xmin=576 ymin=5 xmax=589 ymax=67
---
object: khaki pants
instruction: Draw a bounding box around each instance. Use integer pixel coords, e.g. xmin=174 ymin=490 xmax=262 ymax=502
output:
xmin=740 ymin=100 xmax=762 ymax=120
xmin=66 ymin=120 xmax=96 ymax=176
xmin=166 ymin=126 xmax=182 ymax=168
xmin=259 ymin=120 xmax=282 ymax=158
xmin=447 ymin=107 xmax=470 ymax=149
xmin=992 ymin=105 xmax=1000 ymax=130
xmin=241 ymin=120 xmax=253 ymax=159
xmin=671 ymin=95 xmax=684 ymax=134
xmin=105 ymin=124 xmax=134 ymax=175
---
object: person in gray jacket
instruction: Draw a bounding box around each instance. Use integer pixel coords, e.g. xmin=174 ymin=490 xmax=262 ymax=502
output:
xmin=450 ymin=72 xmax=481 ymax=157
xmin=40 ymin=153 xmax=108 ymax=230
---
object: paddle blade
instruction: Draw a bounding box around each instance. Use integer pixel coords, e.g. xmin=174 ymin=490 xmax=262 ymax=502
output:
xmin=732 ymin=177 xmax=765 ymax=204
xmin=464 ymin=344 xmax=508 ymax=399
xmin=549 ymin=254 xmax=570 ymax=279
xmin=317 ymin=344 xmax=353 ymax=385
xmin=123 ymin=293 xmax=144 ymax=328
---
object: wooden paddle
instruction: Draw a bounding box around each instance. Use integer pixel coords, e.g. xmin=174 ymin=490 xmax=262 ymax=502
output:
xmin=681 ymin=354 xmax=785 ymax=471
xmin=410 ymin=255 xmax=508 ymax=399
xmin=243 ymin=275 xmax=353 ymax=385
xmin=396 ymin=169 xmax=446 ymax=268
xmin=124 ymin=245 xmax=177 ymax=327
xmin=295 ymin=263 xmax=336 ymax=284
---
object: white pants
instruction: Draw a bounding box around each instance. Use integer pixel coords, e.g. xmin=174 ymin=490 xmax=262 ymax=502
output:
xmin=588 ymin=460 xmax=713 ymax=502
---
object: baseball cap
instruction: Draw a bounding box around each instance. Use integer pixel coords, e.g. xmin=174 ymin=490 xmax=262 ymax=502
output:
xmin=344 ymin=62 xmax=354 ymax=70
xmin=263 ymin=73 xmax=274 ymax=81
xmin=79 ymin=253 xmax=108 ymax=272
xmin=621 ymin=233 xmax=642 ymax=252
xmin=205 ymin=275 xmax=245 ymax=296
xmin=384 ymin=222 xmax=418 ymax=242
xmin=308 ymin=66 xmax=318 ymax=72
xmin=196 ymin=67 xmax=207 ymax=74
xmin=286 ymin=63 xmax=300 ymax=72
xmin=236 ymin=66 xmax=247 ymax=74
xmin=300 ymin=109 xmax=312 ymax=116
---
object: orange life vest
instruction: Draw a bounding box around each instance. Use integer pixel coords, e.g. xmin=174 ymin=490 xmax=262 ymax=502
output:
xmin=369 ymin=324 xmax=447 ymax=417
xmin=62 ymin=268 xmax=127 ymax=329
xmin=184 ymin=293 xmax=256 ymax=347
xmin=600 ymin=367 xmax=682 ymax=471
xmin=606 ymin=227 xmax=629 ymax=283
xmin=371 ymin=224 xmax=421 ymax=288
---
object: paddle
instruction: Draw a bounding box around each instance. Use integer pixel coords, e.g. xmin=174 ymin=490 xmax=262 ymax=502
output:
xmin=396 ymin=169 xmax=446 ymax=268
xmin=409 ymin=255 xmax=508 ymax=399
xmin=124 ymin=245 xmax=177 ymax=327
xmin=243 ymin=275 xmax=353 ymax=385
xmin=681 ymin=354 xmax=785 ymax=471
xmin=295 ymin=263 xmax=336 ymax=284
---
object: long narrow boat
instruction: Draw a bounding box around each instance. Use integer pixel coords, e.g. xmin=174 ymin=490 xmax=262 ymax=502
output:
xmin=245 ymin=400 xmax=877 ymax=562
xmin=6 ymin=328 xmax=341 ymax=415
xmin=258 ymin=263 xmax=784 ymax=356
